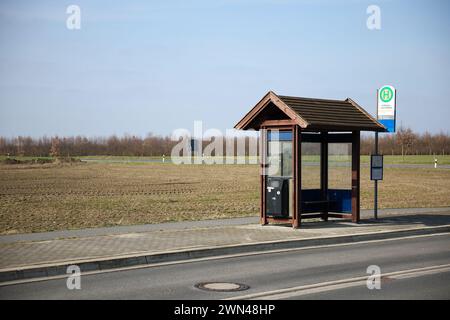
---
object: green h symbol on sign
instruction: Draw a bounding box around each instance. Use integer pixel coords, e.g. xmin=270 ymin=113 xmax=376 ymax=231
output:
xmin=380 ymin=87 xmax=393 ymax=102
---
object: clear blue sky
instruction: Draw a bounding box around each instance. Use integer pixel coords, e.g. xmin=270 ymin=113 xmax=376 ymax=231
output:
xmin=1 ymin=0 xmax=449 ymax=137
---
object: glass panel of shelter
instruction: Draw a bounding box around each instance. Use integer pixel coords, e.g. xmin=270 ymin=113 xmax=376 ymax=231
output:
xmin=266 ymin=130 xmax=293 ymax=218
xmin=301 ymin=141 xmax=320 ymax=190
xmin=328 ymin=142 xmax=352 ymax=213
xmin=265 ymin=130 xmax=354 ymax=219
xmin=300 ymin=137 xmax=323 ymax=213
xmin=300 ymin=132 xmax=353 ymax=215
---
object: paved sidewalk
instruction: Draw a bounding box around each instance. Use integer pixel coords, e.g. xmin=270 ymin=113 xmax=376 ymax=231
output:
xmin=1 ymin=207 xmax=449 ymax=271
xmin=1 ymin=207 xmax=448 ymax=243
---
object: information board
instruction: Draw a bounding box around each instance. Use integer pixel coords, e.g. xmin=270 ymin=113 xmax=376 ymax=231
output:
xmin=371 ymin=154 xmax=384 ymax=180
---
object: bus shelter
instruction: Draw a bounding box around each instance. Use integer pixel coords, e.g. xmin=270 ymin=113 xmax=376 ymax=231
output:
xmin=235 ymin=91 xmax=386 ymax=228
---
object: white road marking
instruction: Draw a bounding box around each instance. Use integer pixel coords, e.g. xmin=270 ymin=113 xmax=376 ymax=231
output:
xmin=225 ymin=264 xmax=450 ymax=300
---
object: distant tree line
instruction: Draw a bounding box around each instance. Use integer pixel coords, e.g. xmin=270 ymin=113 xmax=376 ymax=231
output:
xmin=0 ymin=135 xmax=177 ymax=157
xmin=0 ymin=128 xmax=449 ymax=157
xmin=360 ymin=127 xmax=450 ymax=156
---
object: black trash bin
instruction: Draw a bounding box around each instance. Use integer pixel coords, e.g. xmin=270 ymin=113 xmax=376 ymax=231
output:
xmin=266 ymin=176 xmax=290 ymax=217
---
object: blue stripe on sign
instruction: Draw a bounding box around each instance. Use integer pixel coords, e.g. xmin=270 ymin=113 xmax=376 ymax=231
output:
xmin=267 ymin=131 xmax=292 ymax=141
xmin=379 ymin=119 xmax=396 ymax=133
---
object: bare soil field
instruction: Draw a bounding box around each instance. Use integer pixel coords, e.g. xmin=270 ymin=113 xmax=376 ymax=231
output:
xmin=0 ymin=162 xmax=449 ymax=234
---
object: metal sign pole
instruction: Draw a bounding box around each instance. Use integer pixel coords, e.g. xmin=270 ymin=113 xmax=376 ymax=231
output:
xmin=374 ymin=131 xmax=378 ymax=220
xmin=374 ymin=88 xmax=379 ymax=220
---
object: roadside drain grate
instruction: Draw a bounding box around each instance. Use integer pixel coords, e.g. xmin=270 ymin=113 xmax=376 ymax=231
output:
xmin=195 ymin=282 xmax=250 ymax=292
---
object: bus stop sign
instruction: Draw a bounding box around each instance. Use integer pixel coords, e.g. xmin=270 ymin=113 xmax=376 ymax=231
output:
xmin=377 ymin=85 xmax=396 ymax=133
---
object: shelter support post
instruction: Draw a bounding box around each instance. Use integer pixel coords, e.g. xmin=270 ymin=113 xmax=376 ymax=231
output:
xmin=351 ymin=131 xmax=361 ymax=223
xmin=260 ymin=128 xmax=267 ymax=225
xmin=293 ymin=125 xmax=301 ymax=228
xmin=320 ymin=132 xmax=329 ymax=221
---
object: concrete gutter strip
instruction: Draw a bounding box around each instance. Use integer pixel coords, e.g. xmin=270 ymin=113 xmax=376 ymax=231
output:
xmin=1 ymin=224 xmax=449 ymax=283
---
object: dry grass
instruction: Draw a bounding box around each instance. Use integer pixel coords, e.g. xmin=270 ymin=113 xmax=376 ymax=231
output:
xmin=0 ymin=162 xmax=449 ymax=234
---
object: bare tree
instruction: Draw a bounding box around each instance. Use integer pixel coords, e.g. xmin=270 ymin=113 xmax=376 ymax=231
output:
xmin=50 ymin=137 xmax=61 ymax=158
xmin=396 ymin=127 xmax=416 ymax=159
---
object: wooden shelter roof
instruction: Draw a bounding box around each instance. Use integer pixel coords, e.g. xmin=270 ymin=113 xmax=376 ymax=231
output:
xmin=234 ymin=91 xmax=386 ymax=132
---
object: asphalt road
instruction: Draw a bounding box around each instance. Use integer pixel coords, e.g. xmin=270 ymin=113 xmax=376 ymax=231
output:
xmin=1 ymin=233 xmax=449 ymax=300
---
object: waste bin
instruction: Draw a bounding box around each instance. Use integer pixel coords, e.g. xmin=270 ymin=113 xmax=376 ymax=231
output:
xmin=266 ymin=176 xmax=290 ymax=217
